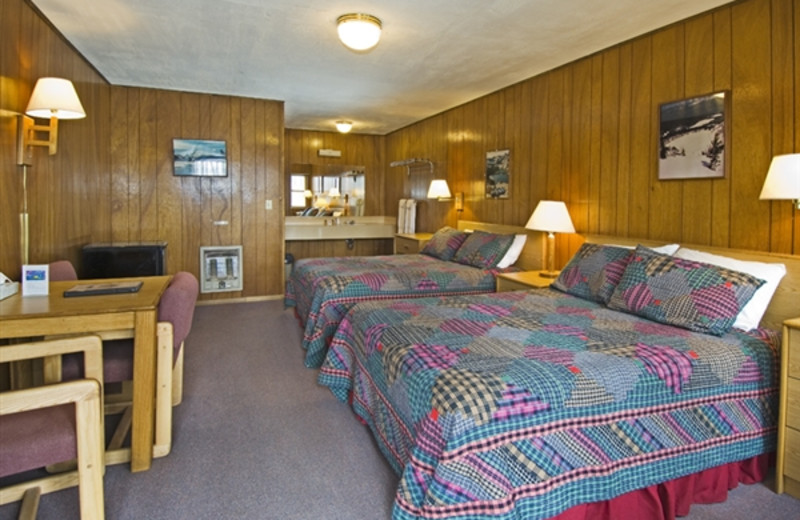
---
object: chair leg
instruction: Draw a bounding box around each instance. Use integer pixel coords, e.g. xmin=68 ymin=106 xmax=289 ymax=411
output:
xmin=171 ymin=343 xmax=184 ymax=407
xmin=18 ymin=487 xmax=40 ymax=520
xmin=75 ymin=384 xmax=105 ymax=519
xmin=154 ymin=323 xmax=174 ymax=457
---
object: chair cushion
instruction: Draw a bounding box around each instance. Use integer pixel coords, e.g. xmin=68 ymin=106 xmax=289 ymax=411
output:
xmin=0 ymin=405 xmax=76 ymax=477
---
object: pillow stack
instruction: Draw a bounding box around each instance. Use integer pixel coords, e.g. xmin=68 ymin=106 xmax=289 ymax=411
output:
xmin=420 ymin=226 xmax=527 ymax=269
xmin=553 ymin=242 xmax=785 ymax=335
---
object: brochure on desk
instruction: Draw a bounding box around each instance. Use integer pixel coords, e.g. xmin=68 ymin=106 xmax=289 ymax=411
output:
xmin=63 ymin=280 xmax=143 ymax=297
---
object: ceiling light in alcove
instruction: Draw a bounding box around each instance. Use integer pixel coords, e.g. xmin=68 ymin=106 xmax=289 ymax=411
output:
xmin=337 ymin=13 xmax=382 ymax=51
xmin=335 ymin=120 xmax=353 ymax=133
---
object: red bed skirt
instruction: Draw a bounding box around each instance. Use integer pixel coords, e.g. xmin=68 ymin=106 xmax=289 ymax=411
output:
xmin=553 ymin=453 xmax=772 ymax=520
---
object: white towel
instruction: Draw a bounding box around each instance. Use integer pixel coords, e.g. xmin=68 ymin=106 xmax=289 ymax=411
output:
xmin=398 ymin=199 xmax=407 ymax=233
xmin=405 ymin=199 xmax=416 ymax=234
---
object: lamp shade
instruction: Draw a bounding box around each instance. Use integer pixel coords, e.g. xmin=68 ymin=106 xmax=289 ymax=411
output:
xmin=26 ymin=78 xmax=86 ymax=119
xmin=525 ymin=200 xmax=575 ymax=233
xmin=328 ymin=187 xmax=341 ymax=197
xmin=759 ymin=154 xmax=800 ymax=202
xmin=427 ymin=179 xmax=452 ymax=199
xmin=337 ymin=13 xmax=382 ymax=51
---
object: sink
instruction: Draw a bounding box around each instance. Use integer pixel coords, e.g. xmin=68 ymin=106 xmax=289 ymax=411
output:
xmin=285 ymin=216 xmax=397 ymax=241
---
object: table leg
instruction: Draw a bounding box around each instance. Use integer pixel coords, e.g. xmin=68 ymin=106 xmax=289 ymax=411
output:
xmin=130 ymin=309 xmax=157 ymax=472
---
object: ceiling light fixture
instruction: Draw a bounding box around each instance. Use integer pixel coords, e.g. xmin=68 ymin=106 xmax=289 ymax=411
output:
xmin=335 ymin=120 xmax=353 ymax=133
xmin=337 ymin=13 xmax=382 ymax=51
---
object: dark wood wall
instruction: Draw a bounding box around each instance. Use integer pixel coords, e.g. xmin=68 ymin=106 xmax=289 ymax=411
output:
xmin=386 ymin=0 xmax=800 ymax=268
xmin=109 ymin=87 xmax=284 ymax=299
xmin=1 ymin=0 xmax=285 ymax=300
xmin=1 ymin=0 xmax=111 ymax=277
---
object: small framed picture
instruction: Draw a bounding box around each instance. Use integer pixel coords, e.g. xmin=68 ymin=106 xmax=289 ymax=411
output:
xmin=22 ymin=264 xmax=49 ymax=296
xmin=486 ymin=149 xmax=510 ymax=199
xmin=173 ymin=139 xmax=227 ymax=177
xmin=658 ymin=91 xmax=728 ymax=180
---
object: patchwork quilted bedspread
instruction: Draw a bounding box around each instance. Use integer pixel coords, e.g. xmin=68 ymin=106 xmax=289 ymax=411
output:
xmin=285 ymin=254 xmax=499 ymax=367
xmin=318 ymin=289 xmax=779 ymax=520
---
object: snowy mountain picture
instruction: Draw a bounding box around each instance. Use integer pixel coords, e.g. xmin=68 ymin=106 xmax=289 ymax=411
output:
xmin=658 ymin=92 xmax=727 ymax=180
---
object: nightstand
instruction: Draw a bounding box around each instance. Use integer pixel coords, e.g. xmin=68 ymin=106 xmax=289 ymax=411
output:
xmin=394 ymin=233 xmax=433 ymax=254
xmin=495 ymin=270 xmax=557 ymax=292
xmin=777 ymin=317 xmax=800 ymax=498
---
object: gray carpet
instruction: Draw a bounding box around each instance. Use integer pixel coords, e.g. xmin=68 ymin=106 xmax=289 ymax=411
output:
xmin=2 ymin=300 xmax=799 ymax=519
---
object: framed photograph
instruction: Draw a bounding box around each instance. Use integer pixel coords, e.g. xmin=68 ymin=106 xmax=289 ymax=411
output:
xmin=173 ymin=139 xmax=227 ymax=177
xmin=658 ymin=91 xmax=728 ymax=180
xmin=486 ymin=149 xmax=510 ymax=199
xmin=22 ymin=264 xmax=48 ymax=296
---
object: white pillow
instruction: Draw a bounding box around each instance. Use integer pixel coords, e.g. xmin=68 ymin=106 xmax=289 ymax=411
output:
xmin=673 ymin=247 xmax=786 ymax=331
xmin=496 ymin=234 xmax=528 ymax=268
xmin=608 ymin=243 xmax=680 ymax=255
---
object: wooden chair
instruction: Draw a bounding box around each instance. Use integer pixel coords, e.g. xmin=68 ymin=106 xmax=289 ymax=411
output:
xmin=61 ymin=271 xmax=199 ymax=463
xmin=0 ymin=336 xmax=105 ymax=520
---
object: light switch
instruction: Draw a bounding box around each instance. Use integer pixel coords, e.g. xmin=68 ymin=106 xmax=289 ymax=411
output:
xmin=265 ymin=199 xmax=273 ymax=210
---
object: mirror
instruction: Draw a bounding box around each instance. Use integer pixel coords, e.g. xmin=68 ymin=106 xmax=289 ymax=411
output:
xmin=288 ymin=164 xmax=365 ymax=217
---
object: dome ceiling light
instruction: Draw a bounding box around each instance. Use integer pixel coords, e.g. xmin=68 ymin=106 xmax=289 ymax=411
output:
xmin=335 ymin=120 xmax=353 ymax=133
xmin=337 ymin=13 xmax=382 ymax=51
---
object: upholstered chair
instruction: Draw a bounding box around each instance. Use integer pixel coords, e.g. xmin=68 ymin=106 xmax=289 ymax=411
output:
xmin=48 ymin=259 xmax=78 ymax=281
xmin=62 ymin=271 xmax=199 ymax=462
xmin=0 ymin=336 xmax=105 ymax=519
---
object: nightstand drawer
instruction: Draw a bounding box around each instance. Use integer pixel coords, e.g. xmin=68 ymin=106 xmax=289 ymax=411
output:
xmin=788 ymin=378 xmax=800 ymax=430
xmin=789 ymin=325 xmax=800 ymax=379
xmin=394 ymin=233 xmax=433 ymax=254
xmin=785 ymin=427 xmax=800 ymax=483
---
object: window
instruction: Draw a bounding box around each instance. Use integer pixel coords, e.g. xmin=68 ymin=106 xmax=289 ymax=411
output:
xmin=290 ymin=175 xmax=309 ymax=209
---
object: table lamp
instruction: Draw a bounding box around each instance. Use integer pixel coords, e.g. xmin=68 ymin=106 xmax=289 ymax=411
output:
xmin=525 ymin=200 xmax=575 ymax=278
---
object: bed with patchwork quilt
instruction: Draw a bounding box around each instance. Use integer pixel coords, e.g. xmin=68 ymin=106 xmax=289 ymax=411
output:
xmin=318 ymin=286 xmax=781 ymax=520
xmin=285 ymin=253 xmax=502 ymax=367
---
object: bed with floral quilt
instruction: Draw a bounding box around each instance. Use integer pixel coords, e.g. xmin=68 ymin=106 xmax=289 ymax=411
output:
xmin=317 ymin=242 xmax=796 ymax=519
xmin=285 ymin=226 xmax=530 ymax=368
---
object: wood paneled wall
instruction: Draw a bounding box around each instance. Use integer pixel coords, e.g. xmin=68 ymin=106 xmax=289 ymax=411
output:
xmin=386 ymin=0 xmax=800 ymax=267
xmin=1 ymin=0 xmax=111 ymax=278
xmin=2 ymin=0 xmax=285 ymax=300
xmin=109 ymin=87 xmax=284 ymax=299
xmin=285 ymin=129 xmax=386 ymax=216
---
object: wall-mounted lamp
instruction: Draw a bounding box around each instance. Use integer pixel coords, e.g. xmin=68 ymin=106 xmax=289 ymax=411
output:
xmin=426 ymin=179 xmax=452 ymax=200
xmin=17 ymin=77 xmax=86 ymax=166
xmin=759 ymin=153 xmax=800 ymax=210
xmin=337 ymin=13 xmax=382 ymax=51
xmin=427 ymin=179 xmax=464 ymax=212
xmin=335 ymin=120 xmax=353 ymax=133
xmin=16 ymin=77 xmax=86 ymax=265
xmin=525 ymin=200 xmax=575 ymax=278
xmin=390 ymin=158 xmax=434 ymax=176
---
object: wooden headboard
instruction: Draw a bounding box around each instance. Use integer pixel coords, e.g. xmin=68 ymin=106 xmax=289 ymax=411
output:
xmin=584 ymin=235 xmax=800 ymax=332
xmin=457 ymin=220 xmax=542 ymax=271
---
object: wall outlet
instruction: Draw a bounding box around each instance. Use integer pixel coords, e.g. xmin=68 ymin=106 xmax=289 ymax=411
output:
xmin=265 ymin=199 xmax=273 ymax=210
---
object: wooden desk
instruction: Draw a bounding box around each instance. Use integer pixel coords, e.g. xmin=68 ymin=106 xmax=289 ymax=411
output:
xmin=0 ymin=276 xmax=171 ymax=472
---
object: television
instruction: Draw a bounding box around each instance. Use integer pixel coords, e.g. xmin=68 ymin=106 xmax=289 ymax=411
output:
xmin=82 ymin=242 xmax=167 ymax=279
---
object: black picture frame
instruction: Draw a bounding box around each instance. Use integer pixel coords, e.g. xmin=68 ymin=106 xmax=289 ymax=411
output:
xmin=658 ymin=91 xmax=728 ymax=180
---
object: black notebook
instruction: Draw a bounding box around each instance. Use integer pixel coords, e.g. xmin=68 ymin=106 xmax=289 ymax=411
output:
xmin=64 ymin=281 xmax=143 ymax=297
